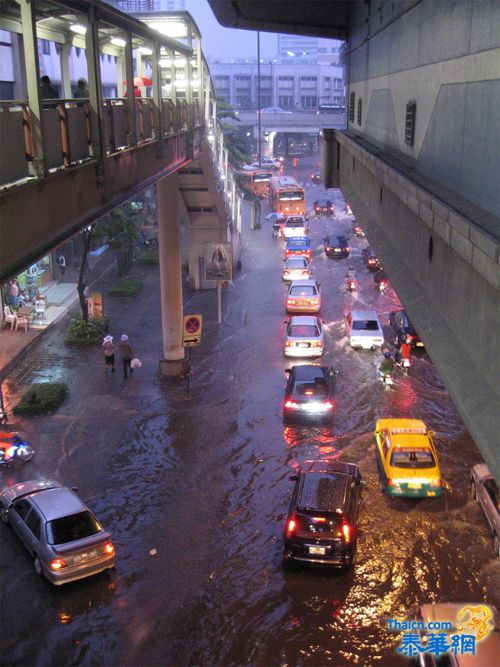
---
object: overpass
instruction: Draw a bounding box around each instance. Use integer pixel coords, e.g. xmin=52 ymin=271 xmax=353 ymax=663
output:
xmin=209 ymin=0 xmax=500 ymax=480
xmin=0 ymin=1 xmax=242 ymax=376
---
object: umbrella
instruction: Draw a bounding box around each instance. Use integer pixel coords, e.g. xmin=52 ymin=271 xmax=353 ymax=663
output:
xmin=123 ymin=76 xmax=152 ymax=87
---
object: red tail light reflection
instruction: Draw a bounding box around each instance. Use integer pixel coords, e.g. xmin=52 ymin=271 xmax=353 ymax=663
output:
xmin=287 ymin=519 xmax=296 ymax=536
xmin=342 ymin=523 xmax=351 ymax=543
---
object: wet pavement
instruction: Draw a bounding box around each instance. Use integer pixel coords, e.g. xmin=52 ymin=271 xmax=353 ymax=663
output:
xmin=1 ymin=157 xmax=498 ymax=667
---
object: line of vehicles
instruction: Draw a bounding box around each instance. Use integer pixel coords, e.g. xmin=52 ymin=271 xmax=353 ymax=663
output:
xmin=268 ymin=185 xmax=499 ymax=582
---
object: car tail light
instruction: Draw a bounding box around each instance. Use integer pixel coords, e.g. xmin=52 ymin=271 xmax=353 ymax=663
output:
xmin=387 ymin=478 xmax=401 ymax=487
xmin=103 ymin=541 xmax=115 ymax=555
xmin=312 ymin=341 xmax=322 ymax=348
xmin=284 ymin=270 xmax=289 ymax=276
xmin=305 ymin=390 xmax=314 ymax=395
xmin=284 ymin=400 xmax=299 ymax=409
xmin=285 ymin=341 xmax=292 ymax=347
xmin=312 ymin=299 xmax=319 ymax=305
xmin=50 ymin=558 xmax=68 ymax=570
xmin=312 ymin=516 xmax=326 ymax=523
xmin=342 ymin=523 xmax=351 ymax=544
xmin=430 ymin=479 xmax=442 ymax=487
xmin=324 ymin=401 xmax=333 ymax=409
xmin=286 ymin=518 xmax=296 ymax=536
xmin=326 ymin=247 xmax=332 ymax=252
xmin=287 ymin=299 xmax=296 ymax=305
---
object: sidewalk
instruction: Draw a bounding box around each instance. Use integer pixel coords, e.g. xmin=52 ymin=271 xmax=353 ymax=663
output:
xmin=0 ymin=251 xmax=114 ymax=380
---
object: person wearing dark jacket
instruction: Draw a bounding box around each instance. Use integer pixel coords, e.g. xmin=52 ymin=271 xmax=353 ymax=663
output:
xmin=40 ymin=75 xmax=58 ymax=99
xmin=119 ymin=334 xmax=134 ymax=379
xmin=73 ymin=78 xmax=89 ymax=98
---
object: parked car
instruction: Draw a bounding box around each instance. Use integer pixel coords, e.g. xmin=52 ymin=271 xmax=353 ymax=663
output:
xmin=0 ymin=479 xmax=115 ymax=585
xmin=283 ymin=364 xmax=337 ymax=424
xmin=374 ymin=419 xmax=443 ymax=497
xmin=344 ymin=309 xmax=384 ymax=350
xmin=284 ymin=316 xmax=324 ymax=358
xmin=389 ymin=310 xmax=424 ymax=348
xmin=361 ymin=246 xmax=381 ymax=271
xmin=285 ymin=236 xmax=312 ymax=261
xmin=283 ymin=460 xmax=363 ymax=568
xmin=282 ymin=215 xmax=308 ymax=239
xmin=324 ymin=234 xmax=350 ymax=259
xmin=313 ymin=199 xmax=334 ymax=216
xmin=470 ymin=463 xmax=500 ymax=556
xmin=282 ymin=256 xmax=311 ymax=282
xmin=309 ymin=170 xmax=321 ymax=183
xmin=352 ymin=220 xmax=365 ymax=237
xmin=411 ymin=602 xmax=499 ymax=667
xmin=286 ymin=279 xmax=321 ymax=313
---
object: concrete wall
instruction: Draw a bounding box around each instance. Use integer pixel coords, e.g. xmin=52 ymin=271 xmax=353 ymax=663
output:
xmin=346 ymin=0 xmax=500 ymax=217
xmin=323 ymin=128 xmax=500 ymax=481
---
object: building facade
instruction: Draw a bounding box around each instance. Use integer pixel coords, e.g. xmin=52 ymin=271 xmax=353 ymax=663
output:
xmin=210 ymin=59 xmax=344 ymax=110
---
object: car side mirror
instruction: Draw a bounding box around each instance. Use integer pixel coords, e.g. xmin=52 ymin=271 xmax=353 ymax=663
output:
xmin=289 ymin=474 xmax=298 ymax=481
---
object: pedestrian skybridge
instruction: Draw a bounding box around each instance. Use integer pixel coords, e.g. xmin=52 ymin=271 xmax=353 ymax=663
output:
xmin=0 ymin=1 xmax=241 ymax=291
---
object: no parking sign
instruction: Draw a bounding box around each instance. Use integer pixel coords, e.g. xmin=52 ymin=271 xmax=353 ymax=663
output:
xmin=183 ymin=314 xmax=203 ymax=347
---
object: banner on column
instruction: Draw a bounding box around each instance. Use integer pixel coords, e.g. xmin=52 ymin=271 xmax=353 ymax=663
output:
xmin=204 ymin=242 xmax=232 ymax=282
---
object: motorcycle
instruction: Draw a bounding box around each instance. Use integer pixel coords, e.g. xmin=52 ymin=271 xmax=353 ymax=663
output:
xmin=396 ymin=357 xmax=412 ymax=371
xmin=379 ymin=372 xmax=394 ymax=388
xmin=346 ymin=278 xmax=357 ymax=292
xmin=0 ymin=434 xmax=35 ymax=466
xmin=376 ymin=279 xmax=388 ymax=293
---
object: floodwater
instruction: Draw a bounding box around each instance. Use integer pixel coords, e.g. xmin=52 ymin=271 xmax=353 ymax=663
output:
xmin=0 ymin=157 xmax=498 ymax=667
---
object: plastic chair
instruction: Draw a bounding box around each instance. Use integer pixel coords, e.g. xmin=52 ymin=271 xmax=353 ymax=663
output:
xmin=34 ymin=299 xmax=46 ymax=321
xmin=15 ymin=314 xmax=28 ymax=333
xmin=3 ymin=305 xmax=16 ymax=330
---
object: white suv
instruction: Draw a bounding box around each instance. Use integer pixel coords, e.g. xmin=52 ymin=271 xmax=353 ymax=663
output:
xmin=345 ymin=309 xmax=384 ymax=350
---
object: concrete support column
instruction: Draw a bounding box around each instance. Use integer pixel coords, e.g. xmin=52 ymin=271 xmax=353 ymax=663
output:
xmin=123 ymin=33 xmax=136 ymax=145
xmin=60 ymin=43 xmax=72 ymax=99
xmin=157 ymin=173 xmax=188 ymax=377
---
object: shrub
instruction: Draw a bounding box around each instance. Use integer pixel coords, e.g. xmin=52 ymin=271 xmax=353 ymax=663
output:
xmin=108 ymin=278 xmax=143 ymax=297
xmin=135 ymin=248 xmax=159 ymax=265
xmin=65 ymin=316 xmax=109 ymax=346
xmin=13 ymin=382 xmax=68 ymax=416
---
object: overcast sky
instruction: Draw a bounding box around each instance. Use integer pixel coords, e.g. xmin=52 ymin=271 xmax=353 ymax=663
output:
xmin=187 ymin=0 xmax=279 ymax=60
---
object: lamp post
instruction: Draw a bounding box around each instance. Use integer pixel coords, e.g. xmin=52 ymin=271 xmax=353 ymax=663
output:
xmin=257 ymin=31 xmax=261 ymax=167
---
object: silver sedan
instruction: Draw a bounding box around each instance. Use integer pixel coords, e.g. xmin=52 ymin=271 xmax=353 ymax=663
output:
xmin=0 ymin=479 xmax=115 ymax=585
xmin=284 ymin=316 xmax=324 ymax=357
xmin=282 ymin=256 xmax=311 ymax=282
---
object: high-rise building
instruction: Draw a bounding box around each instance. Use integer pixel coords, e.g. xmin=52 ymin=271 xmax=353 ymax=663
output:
xmin=109 ymin=0 xmax=186 ymax=12
xmin=278 ymin=35 xmax=341 ymax=65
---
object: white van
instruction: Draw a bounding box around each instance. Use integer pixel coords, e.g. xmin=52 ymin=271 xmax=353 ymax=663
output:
xmin=282 ymin=215 xmax=308 ymax=239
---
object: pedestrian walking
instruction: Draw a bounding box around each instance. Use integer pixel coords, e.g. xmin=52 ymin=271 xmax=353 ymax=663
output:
xmin=102 ymin=335 xmax=115 ymax=373
xmin=40 ymin=75 xmax=58 ymax=99
xmin=58 ymin=254 xmax=66 ymax=281
xmin=119 ymin=334 xmax=134 ymax=379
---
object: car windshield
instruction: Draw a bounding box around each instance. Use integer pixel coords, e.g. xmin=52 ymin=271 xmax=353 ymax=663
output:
xmin=286 ymin=221 xmax=305 ymax=228
xmin=352 ymin=320 xmax=379 ymax=331
xmin=294 ymin=379 xmax=327 ymax=397
xmin=289 ymin=325 xmax=319 ymax=337
xmin=288 ymin=240 xmax=309 ymax=249
xmin=287 ymin=260 xmax=307 ymax=269
xmin=46 ymin=510 xmax=101 ymax=545
xmin=390 ymin=448 xmax=436 ymax=468
xmin=290 ymin=286 xmax=316 ymax=296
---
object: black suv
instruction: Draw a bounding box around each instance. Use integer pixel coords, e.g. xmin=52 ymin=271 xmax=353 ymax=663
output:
xmin=389 ymin=310 xmax=424 ymax=348
xmin=313 ymin=199 xmax=334 ymax=215
xmin=283 ymin=365 xmax=337 ymax=423
xmin=283 ymin=461 xmax=363 ymax=568
xmin=361 ymin=245 xmax=381 ymax=271
xmin=324 ymin=234 xmax=350 ymax=259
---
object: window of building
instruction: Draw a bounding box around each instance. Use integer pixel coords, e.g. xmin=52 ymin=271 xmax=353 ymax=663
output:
xmin=39 ymin=38 xmax=51 ymax=55
xmin=405 ymin=100 xmax=417 ymax=146
xmin=357 ymin=98 xmax=362 ymax=125
xmin=334 ymin=78 xmax=343 ymax=89
xmin=349 ymin=91 xmax=355 ymax=122
xmin=301 ymin=96 xmax=317 ymax=108
xmin=278 ymin=96 xmax=293 ymax=108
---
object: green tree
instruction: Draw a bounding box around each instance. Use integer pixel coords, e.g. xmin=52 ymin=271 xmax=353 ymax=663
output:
xmin=216 ymin=98 xmax=251 ymax=168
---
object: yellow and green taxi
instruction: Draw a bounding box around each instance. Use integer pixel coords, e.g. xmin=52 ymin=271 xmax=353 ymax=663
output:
xmin=374 ymin=419 xmax=442 ymax=497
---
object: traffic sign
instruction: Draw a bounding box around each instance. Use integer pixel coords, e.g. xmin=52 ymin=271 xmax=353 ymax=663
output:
xmin=183 ymin=314 xmax=203 ymax=347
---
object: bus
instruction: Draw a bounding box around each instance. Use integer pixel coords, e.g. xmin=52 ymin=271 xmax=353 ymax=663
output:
xmin=269 ymin=176 xmax=306 ymax=216
xmin=237 ymin=168 xmax=272 ymax=198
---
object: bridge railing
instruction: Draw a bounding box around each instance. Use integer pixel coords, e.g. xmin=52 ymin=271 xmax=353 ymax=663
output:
xmin=0 ymin=97 xmax=202 ymax=189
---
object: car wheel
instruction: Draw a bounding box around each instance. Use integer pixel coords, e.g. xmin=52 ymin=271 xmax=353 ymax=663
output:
xmin=494 ymin=534 xmax=499 ymax=558
xmin=34 ymin=556 xmax=43 ymax=577
xmin=0 ymin=504 xmax=9 ymax=524
xmin=17 ymin=445 xmax=34 ymax=462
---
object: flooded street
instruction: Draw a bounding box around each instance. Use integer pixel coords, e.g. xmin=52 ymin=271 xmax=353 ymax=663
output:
xmin=1 ymin=158 xmax=497 ymax=667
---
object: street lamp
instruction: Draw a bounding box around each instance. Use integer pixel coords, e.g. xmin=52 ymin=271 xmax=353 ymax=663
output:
xmin=257 ymin=31 xmax=261 ymax=167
